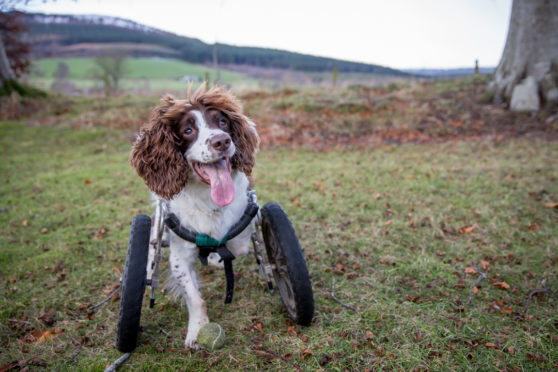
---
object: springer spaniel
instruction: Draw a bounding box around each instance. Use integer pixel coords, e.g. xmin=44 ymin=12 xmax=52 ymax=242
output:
xmin=130 ymin=85 xmax=259 ymax=349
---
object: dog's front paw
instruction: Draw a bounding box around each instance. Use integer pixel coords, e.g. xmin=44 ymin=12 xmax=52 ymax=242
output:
xmin=184 ymin=338 xmax=199 ymax=350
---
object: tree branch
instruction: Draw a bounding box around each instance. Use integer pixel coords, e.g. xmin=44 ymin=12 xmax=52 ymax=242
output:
xmin=523 ymin=288 xmax=550 ymax=314
xmin=466 ymin=263 xmax=487 ymax=305
xmin=251 ymin=340 xmax=303 ymax=372
xmin=104 ymin=353 xmax=131 ymax=372
xmin=88 ymin=286 xmax=121 ymax=311
xmin=331 ymin=279 xmax=358 ymax=312
xmin=65 ymin=337 xmax=83 ymax=365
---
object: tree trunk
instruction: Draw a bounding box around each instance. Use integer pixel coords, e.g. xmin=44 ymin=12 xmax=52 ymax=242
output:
xmin=0 ymin=36 xmax=16 ymax=84
xmin=492 ymin=0 xmax=558 ymax=111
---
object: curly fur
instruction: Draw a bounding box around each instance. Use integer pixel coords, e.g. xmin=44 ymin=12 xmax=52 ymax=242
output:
xmin=130 ymin=85 xmax=259 ymax=200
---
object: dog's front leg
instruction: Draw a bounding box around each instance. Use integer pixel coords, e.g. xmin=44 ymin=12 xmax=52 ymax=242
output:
xmin=227 ymin=222 xmax=254 ymax=257
xmin=169 ymin=241 xmax=209 ymax=350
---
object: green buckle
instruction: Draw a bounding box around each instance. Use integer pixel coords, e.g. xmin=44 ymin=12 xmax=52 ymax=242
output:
xmin=195 ymin=234 xmax=227 ymax=247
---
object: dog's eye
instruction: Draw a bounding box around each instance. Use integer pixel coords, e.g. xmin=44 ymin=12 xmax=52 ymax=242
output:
xmin=219 ymin=119 xmax=227 ymax=127
xmin=184 ymin=128 xmax=193 ymax=135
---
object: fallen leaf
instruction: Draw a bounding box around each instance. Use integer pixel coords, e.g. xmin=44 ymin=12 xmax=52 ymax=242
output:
xmin=95 ymin=228 xmax=107 ymax=239
xmin=507 ymin=346 xmax=515 ymax=354
xmin=525 ymin=352 xmax=546 ymax=362
xmin=24 ymin=328 xmax=62 ymax=343
xmin=366 ymin=330 xmax=374 ymax=340
xmin=319 ymin=354 xmax=330 ymax=366
xmin=287 ymin=326 xmax=297 ymax=337
xmin=526 ymin=222 xmax=539 ymax=232
xmin=300 ymin=348 xmax=313 ymax=360
xmin=41 ymin=227 xmax=48 ymax=233
xmin=480 ymin=260 xmax=490 ymax=272
xmin=405 ymin=294 xmax=420 ymax=302
xmin=485 ymin=342 xmax=498 ymax=349
xmin=544 ymin=202 xmax=558 ymax=209
xmin=473 ymin=286 xmax=479 ymax=294
xmin=38 ymin=308 xmax=56 ymax=326
xmin=465 ymin=267 xmax=478 ymax=274
xmin=0 ymin=362 xmax=17 ymax=372
xmin=458 ymin=225 xmax=477 ymax=234
xmin=84 ymin=179 xmax=91 ymax=184
xmin=38 ymin=330 xmax=55 ymax=342
xmin=499 ymin=306 xmax=513 ymax=315
xmin=293 ymin=199 xmax=306 ymax=209
xmin=21 ymin=220 xmax=28 ymax=227
xmin=493 ymin=281 xmax=510 ymax=290
xmin=313 ymin=182 xmax=326 ymax=191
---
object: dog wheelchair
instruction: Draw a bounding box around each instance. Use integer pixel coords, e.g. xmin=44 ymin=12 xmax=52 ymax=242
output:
xmin=115 ymin=191 xmax=315 ymax=352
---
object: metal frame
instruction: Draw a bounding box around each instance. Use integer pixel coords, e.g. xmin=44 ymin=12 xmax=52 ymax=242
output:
xmin=251 ymin=209 xmax=275 ymax=292
xmin=146 ymin=199 xmax=165 ymax=308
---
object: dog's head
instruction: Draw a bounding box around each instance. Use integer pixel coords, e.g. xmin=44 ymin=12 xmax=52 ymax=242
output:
xmin=130 ymin=85 xmax=259 ymax=206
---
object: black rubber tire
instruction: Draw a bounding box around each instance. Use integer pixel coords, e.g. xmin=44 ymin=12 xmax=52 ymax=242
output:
xmin=116 ymin=214 xmax=151 ymax=352
xmin=261 ymin=203 xmax=314 ymax=326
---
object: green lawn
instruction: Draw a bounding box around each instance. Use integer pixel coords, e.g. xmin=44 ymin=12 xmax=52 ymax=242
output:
xmin=0 ymin=120 xmax=556 ymax=371
xmin=28 ymin=57 xmax=258 ymax=92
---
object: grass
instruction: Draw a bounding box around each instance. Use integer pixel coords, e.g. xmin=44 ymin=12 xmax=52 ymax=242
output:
xmin=0 ymin=117 xmax=556 ymax=371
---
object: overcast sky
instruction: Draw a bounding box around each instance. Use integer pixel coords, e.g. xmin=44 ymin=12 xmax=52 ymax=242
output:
xmin=17 ymin=0 xmax=512 ymax=70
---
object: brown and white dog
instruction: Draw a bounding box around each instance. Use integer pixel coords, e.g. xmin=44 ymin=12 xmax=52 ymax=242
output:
xmin=130 ymin=85 xmax=259 ymax=349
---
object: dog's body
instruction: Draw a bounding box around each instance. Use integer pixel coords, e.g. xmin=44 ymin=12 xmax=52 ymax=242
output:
xmin=130 ymin=86 xmax=259 ymax=349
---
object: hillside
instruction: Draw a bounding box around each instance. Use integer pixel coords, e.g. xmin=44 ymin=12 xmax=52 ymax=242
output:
xmin=21 ymin=12 xmax=408 ymax=76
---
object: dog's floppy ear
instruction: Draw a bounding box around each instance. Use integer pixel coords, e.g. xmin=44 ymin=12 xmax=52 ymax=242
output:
xmin=130 ymin=95 xmax=190 ymax=200
xmin=230 ymin=115 xmax=260 ymax=179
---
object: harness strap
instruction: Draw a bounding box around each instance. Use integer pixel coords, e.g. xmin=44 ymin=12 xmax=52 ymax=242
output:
xmin=197 ymin=244 xmax=236 ymax=303
xmin=163 ymin=193 xmax=259 ymax=304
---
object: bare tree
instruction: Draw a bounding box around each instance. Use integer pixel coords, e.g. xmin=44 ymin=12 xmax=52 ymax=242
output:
xmin=93 ymin=49 xmax=127 ymax=95
xmin=491 ymin=0 xmax=558 ymax=111
xmin=0 ymin=10 xmax=30 ymax=91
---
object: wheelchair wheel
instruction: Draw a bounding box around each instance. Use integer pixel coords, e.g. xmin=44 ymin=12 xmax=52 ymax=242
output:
xmin=116 ymin=214 xmax=151 ymax=352
xmin=261 ymin=203 xmax=314 ymax=326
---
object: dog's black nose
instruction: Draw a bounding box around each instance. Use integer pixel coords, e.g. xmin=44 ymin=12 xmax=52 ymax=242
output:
xmin=210 ymin=133 xmax=231 ymax=151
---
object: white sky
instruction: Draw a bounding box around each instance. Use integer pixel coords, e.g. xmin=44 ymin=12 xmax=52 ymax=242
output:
xmin=17 ymin=0 xmax=512 ymax=70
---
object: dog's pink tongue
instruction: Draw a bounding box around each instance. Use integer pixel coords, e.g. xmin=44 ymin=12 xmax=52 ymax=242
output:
xmin=203 ymin=159 xmax=234 ymax=207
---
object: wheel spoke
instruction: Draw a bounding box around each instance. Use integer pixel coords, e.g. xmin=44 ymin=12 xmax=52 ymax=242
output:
xmin=266 ymin=227 xmax=297 ymax=317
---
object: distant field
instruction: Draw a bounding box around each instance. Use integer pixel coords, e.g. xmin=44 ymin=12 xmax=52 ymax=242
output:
xmin=28 ymin=57 xmax=258 ymax=92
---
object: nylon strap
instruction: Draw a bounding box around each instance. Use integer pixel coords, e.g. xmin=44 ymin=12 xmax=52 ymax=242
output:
xmin=195 ymin=234 xmax=227 ymax=247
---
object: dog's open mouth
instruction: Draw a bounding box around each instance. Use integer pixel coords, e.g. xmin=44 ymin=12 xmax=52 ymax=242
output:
xmin=192 ymin=157 xmax=234 ymax=207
